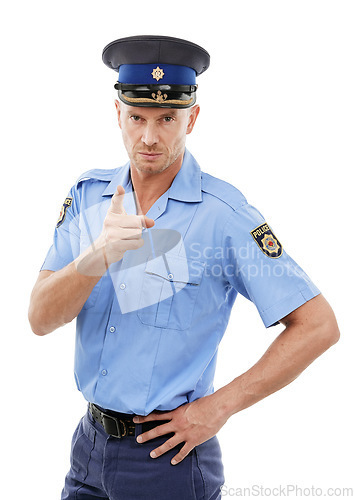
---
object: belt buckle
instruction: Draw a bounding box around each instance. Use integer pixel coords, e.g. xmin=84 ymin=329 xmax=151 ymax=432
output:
xmin=102 ymin=414 xmax=121 ymax=438
xmin=102 ymin=414 xmax=127 ymax=438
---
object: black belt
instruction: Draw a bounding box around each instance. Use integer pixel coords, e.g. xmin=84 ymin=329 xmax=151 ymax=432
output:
xmin=89 ymin=402 xmax=170 ymax=439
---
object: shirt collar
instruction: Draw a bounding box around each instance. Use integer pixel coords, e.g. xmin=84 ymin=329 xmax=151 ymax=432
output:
xmin=168 ymin=148 xmax=202 ymax=202
xmin=101 ymin=148 xmax=202 ymax=203
xmin=101 ymin=162 xmax=132 ymax=197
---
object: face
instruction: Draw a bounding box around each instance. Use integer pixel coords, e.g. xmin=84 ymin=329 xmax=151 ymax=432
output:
xmin=115 ymin=101 xmax=200 ymax=175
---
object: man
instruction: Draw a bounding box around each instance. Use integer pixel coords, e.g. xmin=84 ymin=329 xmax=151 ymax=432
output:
xmin=28 ymin=35 xmax=339 ymax=500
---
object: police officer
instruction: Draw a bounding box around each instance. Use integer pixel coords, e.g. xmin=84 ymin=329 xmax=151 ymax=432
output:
xmin=29 ymin=36 xmax=340 ymax=500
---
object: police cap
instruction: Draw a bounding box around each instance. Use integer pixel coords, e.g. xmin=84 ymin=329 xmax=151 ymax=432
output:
xmin=102 ymin=35 xmax=210 ymax=108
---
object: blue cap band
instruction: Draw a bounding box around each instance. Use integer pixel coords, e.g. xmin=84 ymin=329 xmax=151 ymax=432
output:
xmin=118 ymin=64 xmax=196 ymax=85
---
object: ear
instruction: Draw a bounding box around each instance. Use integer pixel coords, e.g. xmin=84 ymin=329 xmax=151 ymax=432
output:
xmin=115 ymin=99 xmax=122 ymax=129
xmin=186 ymin=105 xmax=200 ymax=135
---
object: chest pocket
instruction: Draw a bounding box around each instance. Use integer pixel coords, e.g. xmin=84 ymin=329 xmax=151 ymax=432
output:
xmin=137 ymin=254 xmax=205 ymax=330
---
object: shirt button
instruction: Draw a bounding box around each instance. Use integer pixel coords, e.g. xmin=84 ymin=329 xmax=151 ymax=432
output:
xmin=109 ymin=326 xmax=116 ymax=333
xmin=119 ymin=283 xmax=126 ymax=290
xmin=168 ymin=273 xmax=174 ymax=280
xmin=101 ymin=369 xmax=107 ymax=376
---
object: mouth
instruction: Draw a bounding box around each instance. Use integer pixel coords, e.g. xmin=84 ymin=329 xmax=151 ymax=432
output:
xmin=138 ymin=152 xmax=163 ymax=160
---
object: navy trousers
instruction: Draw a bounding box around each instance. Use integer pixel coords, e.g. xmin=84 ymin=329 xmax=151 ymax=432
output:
xmin=61 ymin=405 xmax=224 ymax=500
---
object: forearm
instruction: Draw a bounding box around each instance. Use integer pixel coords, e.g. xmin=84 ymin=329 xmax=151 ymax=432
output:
xmin=29 ymin=242 xmax=107 ymax=336
xmin=214 ymin=314 xmax=339 ymax=419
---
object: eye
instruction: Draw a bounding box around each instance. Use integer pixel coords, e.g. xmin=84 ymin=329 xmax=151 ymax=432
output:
xmin=163 ymin=116 xmax=174 ymax=123
xmin=130 ymin=115 xmax=141 ymax=122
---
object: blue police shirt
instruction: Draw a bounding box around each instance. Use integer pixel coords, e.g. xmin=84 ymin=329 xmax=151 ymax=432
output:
xmin=41 ymin=149 xmax=320 ymax=415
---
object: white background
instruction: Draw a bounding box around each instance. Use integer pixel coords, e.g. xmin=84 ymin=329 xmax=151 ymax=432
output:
xmin=1 ymin=1 xmax=353 ymax=498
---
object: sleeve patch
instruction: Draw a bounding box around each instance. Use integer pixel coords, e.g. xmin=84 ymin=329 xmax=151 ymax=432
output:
xmin=250 ymin=222 xmax=283 ymax=258
xmin=56 ymin=197 xmax=73 ymax=228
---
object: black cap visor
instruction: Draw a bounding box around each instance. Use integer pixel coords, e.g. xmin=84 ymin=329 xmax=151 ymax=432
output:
xmin=115 ymin=83 xmax=197 ymax=108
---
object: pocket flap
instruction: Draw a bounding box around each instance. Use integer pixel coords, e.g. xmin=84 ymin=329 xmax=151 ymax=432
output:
xmin=144 ymin=254 xmax=205 ymax=285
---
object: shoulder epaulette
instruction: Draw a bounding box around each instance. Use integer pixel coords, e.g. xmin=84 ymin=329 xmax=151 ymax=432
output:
xmin=75 ymin=167 xmax=121 ymax=186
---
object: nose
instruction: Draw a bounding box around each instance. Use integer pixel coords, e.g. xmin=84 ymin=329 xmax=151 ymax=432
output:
xmin=141 ymin=122 xmax=159 ymax=147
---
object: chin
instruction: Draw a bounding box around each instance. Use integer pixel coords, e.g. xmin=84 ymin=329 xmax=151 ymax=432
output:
xmin=135 ymin=160 xmax=169 ymax=174
xmin=141 ymin=165 xmax=168 ymax=175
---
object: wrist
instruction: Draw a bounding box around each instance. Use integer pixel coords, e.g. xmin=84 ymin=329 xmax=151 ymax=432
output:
xmin=213 ymin=381 xmax=246 ymax=420
xmin=75 ymin=236 xmax=108 ymax=277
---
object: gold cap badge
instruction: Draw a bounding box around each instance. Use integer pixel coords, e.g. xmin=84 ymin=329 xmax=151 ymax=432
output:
xmin=151 ymin=66 xmax=164 ymax=81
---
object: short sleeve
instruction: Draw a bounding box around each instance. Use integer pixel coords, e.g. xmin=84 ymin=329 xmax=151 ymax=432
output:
xmin=222 ymin=203 xmax=321 ymax=328
xmin=40 ymin=185 xmax=81 ymax=271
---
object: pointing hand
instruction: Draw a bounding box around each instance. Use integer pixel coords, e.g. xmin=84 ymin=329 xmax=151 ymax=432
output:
xmin=76 ymin=185 xmax=154 ymax=276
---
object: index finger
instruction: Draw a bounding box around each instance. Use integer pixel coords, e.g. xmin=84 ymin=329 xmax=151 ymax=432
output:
xmin=109 ymin=185 xmax=127 ymax=215
xmin=133 ymin=411 xmax=172 ymax=423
